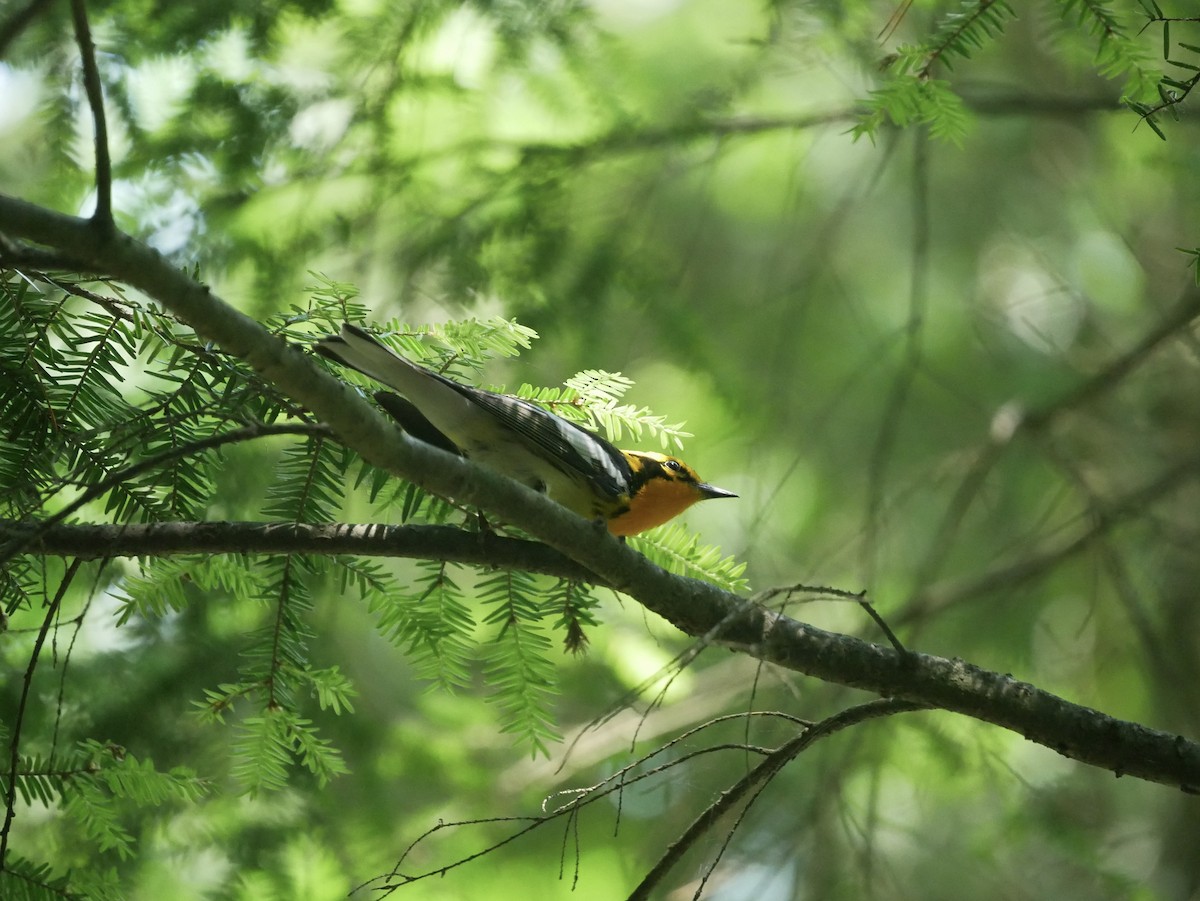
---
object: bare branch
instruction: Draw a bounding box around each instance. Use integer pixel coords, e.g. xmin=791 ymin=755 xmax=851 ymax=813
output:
xmin=7 ymin=268 xmax=134 ymax=319
xmin=0 ymin=520 xmax=604 ymax=584
xmin=69 ymin=0 xmax=112 ymax=228
xmin=365 ymin=711 xmax=813 ymax=896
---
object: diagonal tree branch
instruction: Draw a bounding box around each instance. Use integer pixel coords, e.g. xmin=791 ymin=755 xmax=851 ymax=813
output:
xmin=0 ymin=192 xmax=1198 ymax=792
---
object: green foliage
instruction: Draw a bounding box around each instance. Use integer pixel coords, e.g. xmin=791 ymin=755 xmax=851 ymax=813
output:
xmin=854 ymin=77 xmax=972 ymax=144
xmin=893 ymin=0 xmax=1017 ymax=78
xmin=856 ymin=0 xmax=1170 ymax=141
xmin=854 ymin=0 xmax=1013 ymax=142
xmin=2 ymin=740 xmax=204 ymax=896
xmin=261 ymin=438 xmax=346 ymax=524
xmin=4 ymin=0 xmax=1198 ymax=896
xmin=520 ymin=369 xmax=692 ymax=451
xmin=0 ymin=270 xmax=746 ymax=894
xmin=479 ymin=570 xmax=560 ymax=753
xmin=62 ymin=742 xmax=204 ymax=859
xmin=1183 ymin=246 xmax=1200 ymax=280
xmin=0 ymin=856 xmax=92 ymax=901
xmin=1057 ymin=0 xmax=1159 ymax=99
xmin=0 ymin=273 xmax=296 ymax=530
xmin=116 ymin=555 xmax=239 ymax=623
xmin=232 ymin=707 xmax=349 ymax=795
xmin=367 ymin=559 xmax=475 ymax=691
xmin=632 ymin=524 xmax=750 ymax=594
xmin=547 ymin=578 xmax=601 ymax=654
xmin=1126 ymin=3 xmax=1200 ymax=137
xmin=307 ymin=664 xmax=358 ymax=714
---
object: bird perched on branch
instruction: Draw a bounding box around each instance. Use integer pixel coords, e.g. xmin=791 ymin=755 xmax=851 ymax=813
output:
xmin=314 ymin=323 xmax=735 ymax=536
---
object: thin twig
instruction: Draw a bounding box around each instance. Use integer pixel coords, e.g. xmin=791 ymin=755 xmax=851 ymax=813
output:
xmin=857 ymin=594 xmax=907 ymax=655
xmin=877 ymin=0 xmax=915 ymax=42
xmin=0 ymin=558 xmax=82 ymax=868
xmin=363 ymin=731 xmax=777 ymax=896
xmin=29 ymin=270 xmax=134 ymax=320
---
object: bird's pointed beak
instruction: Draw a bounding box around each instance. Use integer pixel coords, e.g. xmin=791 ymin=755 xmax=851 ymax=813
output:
xmin=698 ymin=483 xmax=737 ymax=500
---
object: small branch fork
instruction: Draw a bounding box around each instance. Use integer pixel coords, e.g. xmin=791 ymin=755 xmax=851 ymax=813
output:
xmin=756 ymin=583 xmax=908 ymax=655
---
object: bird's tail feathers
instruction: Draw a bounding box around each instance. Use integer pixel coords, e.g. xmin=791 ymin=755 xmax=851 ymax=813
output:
xmin=314 ymin=323 xmax=425 ymax=394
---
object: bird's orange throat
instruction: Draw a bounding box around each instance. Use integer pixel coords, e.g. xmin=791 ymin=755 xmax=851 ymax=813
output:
xmin=607 ymin=479 xmax=707 ymax=537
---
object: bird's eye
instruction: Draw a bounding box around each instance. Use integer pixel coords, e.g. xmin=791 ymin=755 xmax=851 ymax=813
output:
xmin=665 ymin=459 xmax=682 ymax=472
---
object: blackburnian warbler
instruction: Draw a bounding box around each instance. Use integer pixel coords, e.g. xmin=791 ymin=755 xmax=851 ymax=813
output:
xmin=314 ymin=323 xmax=735 ymax=536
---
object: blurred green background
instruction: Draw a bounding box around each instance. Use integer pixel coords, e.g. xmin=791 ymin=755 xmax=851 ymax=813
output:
xmin=2 ymin=0 xmax=1199 ymax=898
